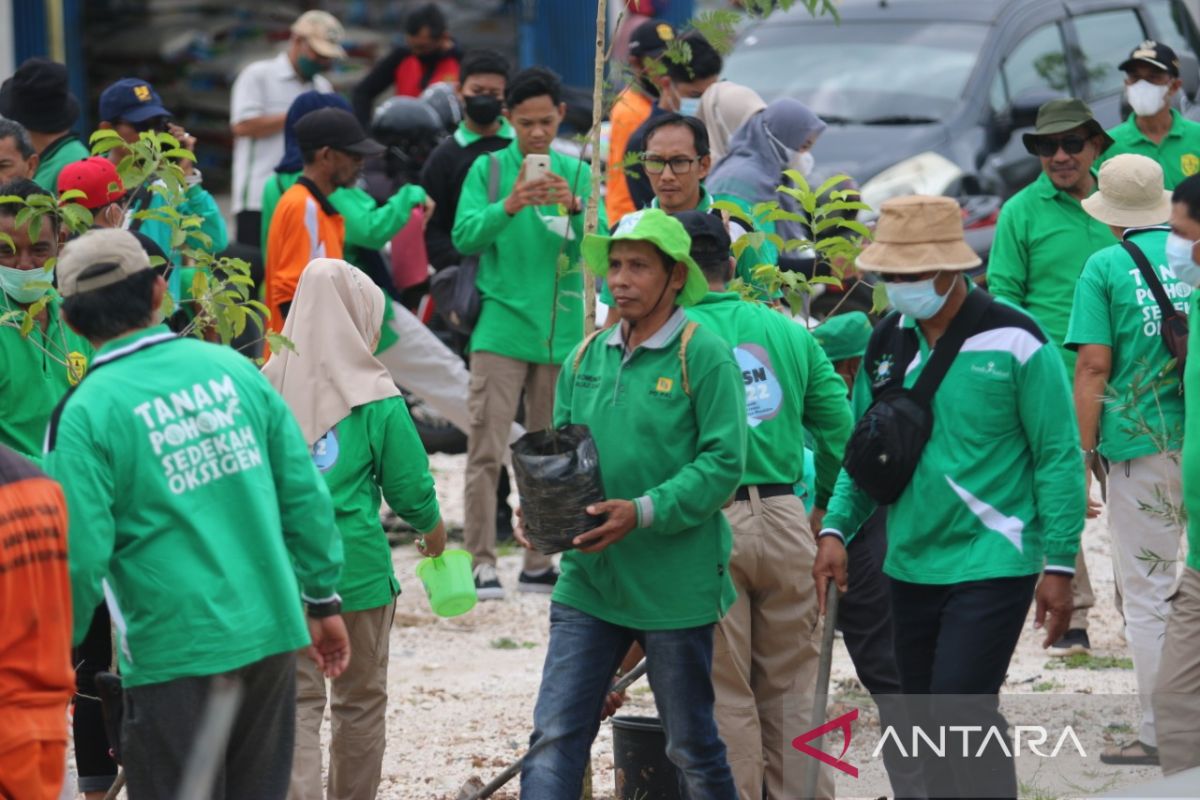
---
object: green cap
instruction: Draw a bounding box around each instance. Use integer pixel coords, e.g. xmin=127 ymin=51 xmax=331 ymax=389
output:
xmin=813 ymin=311 xmax=872 ymax=362
xmin=1022 ymin=98 xmax=1114 ymax=154
xmin=582 ymin=208 xmax=709 ymax=307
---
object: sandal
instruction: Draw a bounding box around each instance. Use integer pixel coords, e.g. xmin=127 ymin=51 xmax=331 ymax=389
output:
xmin=1100 ymin=739 xmax=1159 ymax=765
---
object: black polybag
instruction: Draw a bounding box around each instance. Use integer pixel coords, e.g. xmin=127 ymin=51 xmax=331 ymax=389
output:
xmin=511 ymin=424 xmax=607 ymax=555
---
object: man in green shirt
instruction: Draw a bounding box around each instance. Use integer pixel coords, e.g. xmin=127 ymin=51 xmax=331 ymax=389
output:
xmin=0 ymin=58 xmax=89 ymax=193
xmin=1099 ymin=41 xmax=1200 ymax=190
xmin=815 ymin=196 xmax=1083 ymax=799
xmin=680 ymin=210 xmax=851 ymax=798
xmin=0 ymin=179 xmax=91 ymax=462
xmin=44 ymin=228 xmax=349 ymax=800
xmin=986 ymin=98 xmax=1114 ymax=654
xmin=453 ymin=66 xmax=602 ymax=598
xmin=516 ymin=209 xmax=744 ymax=798
xmin=1150 ymin=173 xmax=1200 ymax=777
xmin=1067 ymin=154 xmax=1189 ymax=767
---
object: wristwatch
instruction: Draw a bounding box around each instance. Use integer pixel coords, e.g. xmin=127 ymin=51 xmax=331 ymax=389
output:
xmin=305 ymin=597 xmax=342 ymax=618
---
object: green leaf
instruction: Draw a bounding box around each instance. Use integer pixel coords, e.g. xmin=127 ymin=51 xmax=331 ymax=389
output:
xmin=162 ymin=148 xmax=195 ymax=161
xmin=266 ymin=331 xmax=296 ymax=354
xmin=57 ymin=189 xmax=87 ymax=204
xmin=89 ymin=128 xmax=124 ymax=144
xmin=710 ymin=200 xmax=754 ymax=227
xmin=0 ymin=231 xmax=12 ymax=251
xmin=872 ymin=281 xmax=891 ymax=314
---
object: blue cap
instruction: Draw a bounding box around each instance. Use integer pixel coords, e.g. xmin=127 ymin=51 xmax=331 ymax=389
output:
xmin=99 ymin=78 xmax=170 ymax=124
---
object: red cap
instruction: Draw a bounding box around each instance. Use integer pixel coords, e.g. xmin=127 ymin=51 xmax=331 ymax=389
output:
xmin=57 ymin=157 xmax=125 ymax=210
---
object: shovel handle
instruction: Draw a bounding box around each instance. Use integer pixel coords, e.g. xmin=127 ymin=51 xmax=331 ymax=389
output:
xmin=802 ymin=582 xmax=840 ymax=799
xmin=466 ymin=659 xmax=649 ymax=800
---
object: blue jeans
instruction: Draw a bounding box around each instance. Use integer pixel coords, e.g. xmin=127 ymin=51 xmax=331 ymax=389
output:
xmin=520 ymin=602 xmax=736 ymax=799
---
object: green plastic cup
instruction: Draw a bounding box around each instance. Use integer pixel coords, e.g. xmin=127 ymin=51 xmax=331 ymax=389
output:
xmin=415 ymin=549 xmax=477 ymax=617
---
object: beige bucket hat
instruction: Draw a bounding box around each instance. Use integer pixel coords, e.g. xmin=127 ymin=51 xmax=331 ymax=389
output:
xmin=857 ymin=195 xmax=982 ymax=274
xmin=1082 ymin=154 xmax=1171 ymax=229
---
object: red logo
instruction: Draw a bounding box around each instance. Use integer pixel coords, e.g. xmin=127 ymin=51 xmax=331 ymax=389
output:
xmin=791 ymin=708 xmax=859 ymax=778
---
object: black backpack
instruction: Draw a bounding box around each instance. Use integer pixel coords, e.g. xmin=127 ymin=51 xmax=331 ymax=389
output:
xmin=429 ymin=153 xmax=500 ymax=334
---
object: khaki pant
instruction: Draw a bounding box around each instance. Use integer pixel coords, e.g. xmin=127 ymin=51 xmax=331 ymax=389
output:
xmin=712 ymin=491 xmax=833 ymax=800
xmin=1108 ymin=452 xmax=1185 ymax=747
xmin=1069 ymin=549 xmax=1094 ymax=630
xmin=289 ymin=601 xmax=396 ymax=800
xmin=1153 ymin=566 xmax=1200 ymax=775
xmin=464 ymin=351 xmax=555 ymax=571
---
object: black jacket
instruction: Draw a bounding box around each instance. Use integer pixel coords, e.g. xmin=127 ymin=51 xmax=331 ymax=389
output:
xmin=419 ymin=129 xmax=512 ymax=271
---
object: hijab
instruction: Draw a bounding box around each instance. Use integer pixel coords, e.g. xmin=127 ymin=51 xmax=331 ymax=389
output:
xmin=706 ymin=98 xmax=827 ymax=206
xmin=276 ymin=91 xmax=353 ymax=174
xmin=697 ymin=82 xmax=766 ymax=163
xmin=261 ymin=258 xmax=399 ymax=446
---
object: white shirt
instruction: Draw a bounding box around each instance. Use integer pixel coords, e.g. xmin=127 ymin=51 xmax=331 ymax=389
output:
xmin=230 ymin=51 xmax=332 ymax=214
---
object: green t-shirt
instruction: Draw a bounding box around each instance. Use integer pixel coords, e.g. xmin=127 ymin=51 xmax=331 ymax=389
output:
xmin=824 ymin=291 xmax=1085 ymax=582
xmin=987 ymin=171 xmax=1116 ymax=374
xmin=312 ymin=396 xmax=440 ymax=613
xmin=45 ymin=326 xmax=342 ymax=687
xmin=32 ymin=134 xmax=89 ymax=194
xmin=1182 ymin=293 xmax=1200 ymax=572
xmin=684 ymin=291 xmax=851 ymax=503
xmin=0 ymin=291 xmax=91 ymax=463
xmin=552 ymin=310 xmax=746 ymax=630
xmin=1065 ymin=228 xmax=1189 ymax=462
xmin=1100 ymin=110 xmax=1200 ymax=189
xmin=452 ymin=140 xmax=600 ymax=365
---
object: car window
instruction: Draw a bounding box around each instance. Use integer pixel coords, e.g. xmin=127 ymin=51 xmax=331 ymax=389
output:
xmin=1073 ymin=9 xmax=1148 ymax=99
xmin=1144 ymin=0 xmax=1197 ymax=53
xmin=995 ymin=24 xmax=1070 ymax=110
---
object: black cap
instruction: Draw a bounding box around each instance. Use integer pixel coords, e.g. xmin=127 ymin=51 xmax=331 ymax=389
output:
xmin=295 ymin=107 xmax=386 ymax=157
xmin=629 ymin=19 xmax=674 ymax=59
xmin=0 ymin=57 xmax=80 ymax=133
xmin=673 ymin=210 xmax=731 ymax=253
xmin=1119 ymin=40 xmax=1181 ymax=77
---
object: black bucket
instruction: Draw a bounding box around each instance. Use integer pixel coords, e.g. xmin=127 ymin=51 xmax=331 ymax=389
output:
xmin=611 ymin=715 xmax=682 ymax=799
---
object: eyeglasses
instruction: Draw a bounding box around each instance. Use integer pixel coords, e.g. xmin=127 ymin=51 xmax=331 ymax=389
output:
xmin=642 ymin=155 xmax=699 ymax=175
xmin=1030 ymin=135 xmax=1087 ymax=158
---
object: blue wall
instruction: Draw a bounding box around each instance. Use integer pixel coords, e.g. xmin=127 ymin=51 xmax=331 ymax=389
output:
xmin=11 ymin=0 xmax=88 ymax=134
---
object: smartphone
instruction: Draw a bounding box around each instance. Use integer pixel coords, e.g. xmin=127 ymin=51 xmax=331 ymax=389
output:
xmin=523 ymin=153 xmax=552 ymax=183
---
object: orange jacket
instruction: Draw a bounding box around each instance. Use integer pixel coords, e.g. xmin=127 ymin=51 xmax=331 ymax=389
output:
xmin=606 ymin=86 xmax=654 ymax=225
xmin=265 ymin=178 xmax=345 ymax=332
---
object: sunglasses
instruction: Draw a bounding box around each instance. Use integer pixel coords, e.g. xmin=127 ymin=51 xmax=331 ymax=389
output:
xmin=879 ymin=271 xmax=940 ymax=283
xmin=128 ymin=116 xmax=170 ymax=134
xmin=1030 ymin=135 xmax=1088 ymax=158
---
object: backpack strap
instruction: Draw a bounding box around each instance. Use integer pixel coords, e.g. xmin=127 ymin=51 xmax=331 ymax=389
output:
xmin=1122 ymin=240 xmax=1180 ymax=321
xmin=679 ymin=321 xmax=699 ymax=397
xmin=909 ymin=288 xmax=994 ymax=406
xmin=863 ymin=311 xmax=914 ymax=397
xmin=572 ymin=326 xmax=609 ymax=373
xmin=486 ymin=154 xmax=500 ymax=203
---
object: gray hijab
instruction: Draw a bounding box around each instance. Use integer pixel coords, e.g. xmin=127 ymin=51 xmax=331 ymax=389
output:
xmin=707 ymin=98 xmax=827 ymax=206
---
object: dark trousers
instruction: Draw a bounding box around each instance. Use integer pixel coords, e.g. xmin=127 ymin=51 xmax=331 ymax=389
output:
xmin=234 ymin=210 xmax=261 ymax=248
xmin=837 ymin=511 xmax=925 ymax=798
xmin=122 ymin=651 xmax=297 ymax=800
xmin=74 ymin=604 xmax=118 ymax=793
xmin=891 ymin=574 xmax=1037 ymax=799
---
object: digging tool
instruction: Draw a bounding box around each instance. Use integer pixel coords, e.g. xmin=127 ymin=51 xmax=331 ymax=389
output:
xmin=456 ymin=659 xmax=649 ymax=800
xmin=801 ymin=581 xmax=841 ymax=800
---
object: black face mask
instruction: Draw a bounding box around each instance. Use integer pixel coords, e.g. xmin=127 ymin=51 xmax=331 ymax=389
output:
xmin=464 ymin=94 xmax=502 ymax=126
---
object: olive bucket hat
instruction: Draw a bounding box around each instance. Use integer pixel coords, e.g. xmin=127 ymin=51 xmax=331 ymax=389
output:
xmin=582 ymin=208 xmax=709 ymax=307
xmin=1022 ymin=98 xmax=1115 ymax=156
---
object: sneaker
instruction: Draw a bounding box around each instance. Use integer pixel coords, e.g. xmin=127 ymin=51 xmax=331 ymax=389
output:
xmin=1048 ymin=628 xmax=1090 ymax=657
xmin=1100 ymin=739 xmax=1159 ymax=765
xmin=473 ymin=563 xmax=505 ymax=601
xmin=518 ymin=566 xmax=560 ymax=594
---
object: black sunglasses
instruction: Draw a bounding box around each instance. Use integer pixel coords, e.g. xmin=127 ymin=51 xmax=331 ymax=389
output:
xmin=1030 ymin=134 xmax=1087 ymax=158
xmin=879 ymin=271 xmax=939 ymax=283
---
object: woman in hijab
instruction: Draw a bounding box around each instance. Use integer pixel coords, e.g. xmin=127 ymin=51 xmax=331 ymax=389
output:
xmin=707 ymin=97 xmax=826 ymax=207
xmin=263 ymin=257 xmax=446 ymax=800
xmin=696 ymin=81 xmax=766 ymax=164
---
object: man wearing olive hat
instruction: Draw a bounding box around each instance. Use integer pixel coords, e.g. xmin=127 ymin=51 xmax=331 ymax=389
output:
xmin=1066 ymin=153 xmax=1189 ymax=766
xmin=987 ymin=97 xmax=1115 ymax=656
xmin=514 ymin=208 xmax=745 ymax=799
xmin=814 ymin=195 xmax=1084 ymax=798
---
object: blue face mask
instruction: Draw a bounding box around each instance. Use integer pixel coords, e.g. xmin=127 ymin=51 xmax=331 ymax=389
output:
xmin=1166 ymin=232 xmax=1200 ymax=287
xmin=884 ymin=274 xmax=950 ymax=320
xmin=679 ymin=97 xmax=701 ymax=117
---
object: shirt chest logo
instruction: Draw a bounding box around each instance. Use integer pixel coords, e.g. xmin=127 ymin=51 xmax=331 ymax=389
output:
xmin=67 ymin=351 xmax=87 ymax=386
xmin=1183 ymin=153 xmax=1200 ymax=177
xmin=575 ymin=373 xmax=600 ymax=391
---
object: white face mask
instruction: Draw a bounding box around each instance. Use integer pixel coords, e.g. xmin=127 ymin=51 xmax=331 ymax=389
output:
xmin=1166 ymin=232 xmax=1200 ymax=286
xmin=679 ymin=97 xmax=701 ymax=118
xmin=0 ymin=264 xmax=53 ymax=304
xmin=793 ymin=150 xmax=815 ymax=177
xmin=1127 ymin=80 xmax=1170 ymax=116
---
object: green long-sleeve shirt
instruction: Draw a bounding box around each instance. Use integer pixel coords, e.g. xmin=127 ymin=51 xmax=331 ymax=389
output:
xmin=685 ymin=291 xmax=851 ymax=504
xmin=552 ymin=310 xmax=746 ymax=629
xmin=45 ymin=325 xmax=342 ymax=687
xmin=823 ymin=296 xmax=1085 ymax=583
xmin=452 ymin=140 xmax=601 ymax=365
xmin=986 ymin=171 xmax=1114 ymax=375
xmin=312 ymin=396 xmax=440 ymax=612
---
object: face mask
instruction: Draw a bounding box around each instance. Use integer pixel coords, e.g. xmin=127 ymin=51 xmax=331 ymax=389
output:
xmin=1166 ymin=232 xmax=1200 ymax=286
xmin=679 ymin=97 xmax=701 ymax=117
xmin=297 ymin=55 xmax=324 ymax=81
xmin=464 ymin=94 xmax=502 ymax=126
xmin=793 ymin=151 xmax=815 ymax=177
xmin=0 ymin=264 xmax=53 ymax=304
xmin=884 ymin=274 xmax=949 ymax=320
xmin=1127 ymin=80 xmax=1170 ymax=116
